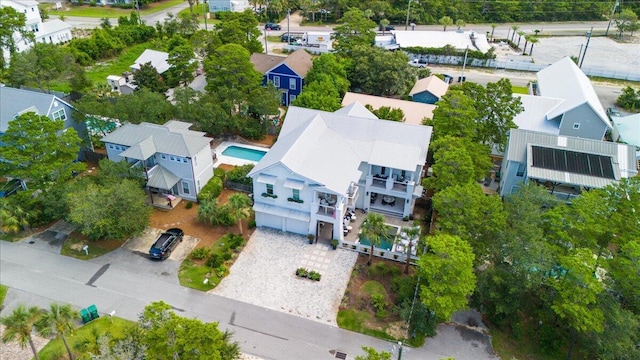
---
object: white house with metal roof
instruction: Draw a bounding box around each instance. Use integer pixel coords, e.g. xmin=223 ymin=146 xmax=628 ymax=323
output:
xmin=0 ymin=1 xmax=72 ymax=65
xmin=499 ymin=128 xmax=637 ymax=201
xmin=248 ymin=104 xmax=432 ymax=240
xmin=517 ymin=56 xmax=611 ymax=140
xmin=100 ymin=120 xmax=214 ymax=202
xmin=611 ymin=112 xmax=640 ymax=165
xmin=130 ymin=49 xmax=171 ymax=74
xmin=0 ymin=86 xmax=91 ymax=157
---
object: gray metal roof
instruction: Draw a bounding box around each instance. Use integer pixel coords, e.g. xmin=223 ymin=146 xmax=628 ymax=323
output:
xmin=100 ymin=121 xmax=212 ymax=158
xmin=249 ymin=105 xmax=432 ymax=194
xmin=536 ymin=57 xmax=610 ymax=129
xmin=147 ymin=165 xmax=181 ymax=190
xmin=0 ymin=86 xmax=71 ymax=132
xmin=506 ymin=128 xmax=638 ymax=188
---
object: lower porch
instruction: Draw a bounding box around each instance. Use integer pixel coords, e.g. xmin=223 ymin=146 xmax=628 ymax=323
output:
xmin=146 ymin=191 xmax=183 ymax=210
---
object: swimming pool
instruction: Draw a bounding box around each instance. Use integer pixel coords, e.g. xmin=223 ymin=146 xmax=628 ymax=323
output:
xmin=359 ymin=225 xmax=399 ymax=251
xmin=222 ymin=145 xmax=267 ymax=162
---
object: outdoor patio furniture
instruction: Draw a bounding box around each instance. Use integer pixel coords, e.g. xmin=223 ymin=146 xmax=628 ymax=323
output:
xmin=382 ymin=195 xmax=395 ymax=205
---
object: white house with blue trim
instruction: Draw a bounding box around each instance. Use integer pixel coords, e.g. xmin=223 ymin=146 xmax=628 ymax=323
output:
xmin=248 ymin=104 xmax=432 ymax=240
xmin=208 ymin=0 xmax=249 ymax=12
xmin=100 ymin=120 xmax=214 ymax=202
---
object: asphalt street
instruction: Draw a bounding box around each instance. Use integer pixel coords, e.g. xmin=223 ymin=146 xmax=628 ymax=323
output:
xmin=0 ymin=239 xmax=497 ymax=360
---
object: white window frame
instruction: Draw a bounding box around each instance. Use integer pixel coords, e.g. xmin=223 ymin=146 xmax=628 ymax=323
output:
xmin=289 ymin=79 xmax=296 ymax=90
xmin=182 ymin=181 xmax=190 ymax=195
xmin=266 ymin=184 xmax=274 ymax=195
xmin=273 ymin=76 xmax=280 ymax=87
xmin=573 ymin=123 xmax=581 ymax=129
xmin=516 ymin=163 xmax=526 ymax=177
xmin=290 ymin=94 xmax=296 ymax=102
xmin=52 ymin=109 xmax=66 ymax=121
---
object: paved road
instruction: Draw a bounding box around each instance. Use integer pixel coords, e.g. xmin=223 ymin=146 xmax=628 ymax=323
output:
xmin=0 ymin=239 xmax=497 ymax=360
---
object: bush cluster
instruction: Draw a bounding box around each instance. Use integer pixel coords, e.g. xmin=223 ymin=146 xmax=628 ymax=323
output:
xmin=225 ymin=164 xmax=254 ymax=185
xmin=197 ymin=176 xmax=223 ymax=202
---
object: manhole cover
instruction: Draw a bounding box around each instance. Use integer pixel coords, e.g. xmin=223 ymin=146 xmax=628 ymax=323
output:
xmin=335 ymin=351 xmax=347 ymax=359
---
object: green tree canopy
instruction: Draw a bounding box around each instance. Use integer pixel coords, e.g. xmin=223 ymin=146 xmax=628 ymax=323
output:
xmin=0 ymin=113 xmax=85 ymax=190
xmin=427 ymin=90 xmax=479 ymax=141
xmin=134 ymin=62 xmax=169 ymax=93
xmin=418 ymin=234 xmax=476 ymax=323
xmin=304 ymin=53 xmax=350 ymax=97
xmin=332 ymin=8 xmax=377 ymax=53
xmin=291 ymin=78 xmax=342 ymax=112
xmin=0 ymin=6 xmax=30 ymax=69
xmin=7 ymin=43 xmax=74 ymax=91
xmin=1 ymin=304 xmax=43 ymax=360
xmin=215 ymin=9 xmax=263 ymax=53
xmin=365 ymin=105 xmax=405 ymax=121
xmin=345 ymin=46 xmax=415 ymax=96
xmin=67 ymin=178 xmax=151 ymax=241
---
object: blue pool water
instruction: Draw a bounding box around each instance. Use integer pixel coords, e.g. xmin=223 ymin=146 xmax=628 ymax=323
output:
xmin=359 ymin=225 xmax=399 ymax=250
xmin=222 ymin=145 xmax=267 ymax=162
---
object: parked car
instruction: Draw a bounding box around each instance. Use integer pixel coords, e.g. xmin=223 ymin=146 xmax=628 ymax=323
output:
xmin=265 ymin=23 xmax=281 ymax=31
xmin=408 ymin=58 xmax=428 ymax=68
xmin=0 ymin=179 xmax=26 ymax=198
xmin=379 ymin=24 xmax=395 ymax=31
xmin=607 ymin=107 xmax=621 ymax=118
xmin=281 ymin=33 xmax=300 ymax=43
xmin=149 ymin=228 xmax=184 ymax=260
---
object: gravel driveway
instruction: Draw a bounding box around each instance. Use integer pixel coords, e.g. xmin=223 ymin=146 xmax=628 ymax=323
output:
xmin=212 ymin=228 xmax=357 ymax=326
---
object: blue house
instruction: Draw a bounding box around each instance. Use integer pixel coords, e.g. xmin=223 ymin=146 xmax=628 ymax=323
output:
xmin=250 ymin=49 xmax=313 ymax=106
xmin=0 ymin=86 xmax=92 ymax=159
xmin=208 ymin=0 xmax=249 ymax=12
xmin=409 ymin=75 xmax=449 ymax=104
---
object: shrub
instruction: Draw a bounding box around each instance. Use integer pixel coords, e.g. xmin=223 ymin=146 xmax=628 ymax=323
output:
xmin=197 ymin=176 xmax=223 ymax=202
xmin=89 ymin=0 xmax=96 ymax=6
xmin=226 ymin=164 xmax=254 ymax=185
xmin=214 ymin=167 xmax=227 ymax=181
xmin=221 ymin=251 xmax=232 ymax=261
xmin=296 ymin=267 xmax=309 ymax=278
xmin=216 ymin=265 xmax=228 ymax=278
xmin=308 ymin=270 xmax=321 ymax=281
xmin=248 ymin=219 xmax=256 ymax=228
xmin=190 ymin=247 xmax=210 ymax=260
xmin=226 ymin=234 xmax=244 ymax=249
xmin=371 ymin=293 xmax=386 ymax=312
xmin=206 ymin=253 xmax=223 ymax=268
xmin=185 ymin=201 xmax=193 ymax=209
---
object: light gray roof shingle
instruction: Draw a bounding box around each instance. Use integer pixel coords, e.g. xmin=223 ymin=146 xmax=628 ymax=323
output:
xmin=100 ymin=121 xmax=212 ymax=158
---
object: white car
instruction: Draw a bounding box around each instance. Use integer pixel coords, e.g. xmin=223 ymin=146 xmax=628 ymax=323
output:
xmin=408 ymin=58 xmax=428 ymax=68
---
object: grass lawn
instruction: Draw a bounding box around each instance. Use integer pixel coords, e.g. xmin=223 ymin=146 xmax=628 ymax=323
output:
xmin=85 ymin=42 xmax=154 ymax=86
xmin=178 ymin=259 xmax=217 ymax=291
xmin=0 ymin=284 xmax=8 ymax=309
xmin=60 ymin=233 xmax=122 ymax=260
xmin=177 ymin=7 xmax=221 ymax=25
xmin=46 ymin=0 xmax=183 ymax=18
xmin=0 ymin=232 xmax=26 ymax=242
xmin=360 ymin=280 xmax=386 ymax=296
xmin=337 ymin=309 xmax=395 ymax=340
xmin=266 ymin=35 xmax=282 ymax=42
xmin=38 ymin=316 xmax=136 ymax=360
xmin=512 ymin=85 xmax=529 ymax=94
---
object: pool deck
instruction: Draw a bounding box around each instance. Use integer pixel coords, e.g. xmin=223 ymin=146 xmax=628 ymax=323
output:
xmin=212 ymin=141 xmax=271 ymax=167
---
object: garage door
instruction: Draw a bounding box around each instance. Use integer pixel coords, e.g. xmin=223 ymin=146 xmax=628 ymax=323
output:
xmin=285 ymin=218 xmax=308 ymax=235
xmin=256 ymin=212 xmax=283 ymax=231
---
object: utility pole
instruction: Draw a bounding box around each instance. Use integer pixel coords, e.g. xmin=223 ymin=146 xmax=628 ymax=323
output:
xmin=579 ymin=27 xmax=593 ymax=68
xmin=264 ymin=28 xmax=268 ymax=54
xmin=460 ymin=45 xmax=469 ymax=82
xmin=203 ymin=0 xmax=208 ymax=31
xmin=287 ymin=9 xmax=291 ymax=46
xmin=397 ymin=341 xmax=403 ymax=360
xmin=135 ymin=0 xmax=141 ymax=24
xmin=605 ymin=0 xmax=620 ymax=36
xmin=405 ymin=0 xmax=415 ymax=31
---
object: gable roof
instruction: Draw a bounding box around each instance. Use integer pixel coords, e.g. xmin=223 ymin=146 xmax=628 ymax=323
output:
xmin=334 ymin=101 xmax=377 ymax=119
xmin=250 ymin=53 xmax=286 ymax=74
xmin=342 ymin=92 xmax=436 ymax=125
xmin=512 ymin=94 xmax=563 ymax=134
xmin=131 ymin=49 xmax=171 ymax=74
xmin=250 ymin=49 xmax=313 ymax=77
xmin=536 ymin=57 xmax=610 ymax=128
xmin=249 ymin=105 xmax=432 ymax=194
xmin=100 ymin=121 xmax=212 ymax=158
xmin=0 ymin=86 xmax=72 ymax=133
xmin=505 ymin=128 xmax=637 ymax=188
xmin=409 ymin=75 xmax=449 ymax=98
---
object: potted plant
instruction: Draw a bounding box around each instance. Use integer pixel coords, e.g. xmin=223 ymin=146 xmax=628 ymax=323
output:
xmin=307 ymin=234 xmax=315 ymax=244
xmin=330 ymin=239 xmax=339 ymax=250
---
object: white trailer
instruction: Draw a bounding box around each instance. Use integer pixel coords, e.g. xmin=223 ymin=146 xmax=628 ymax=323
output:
xmin=302 ymin=32 xmax=333 ymax=50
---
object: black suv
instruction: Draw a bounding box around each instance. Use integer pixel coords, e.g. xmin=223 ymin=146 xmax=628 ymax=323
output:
xmin=379 ymin=24 xmax=395 ymax=31
xmin=149 ymin=228 xmax=184 ymax=260
xmin=265 ymin=23 xmax=281 ymax=31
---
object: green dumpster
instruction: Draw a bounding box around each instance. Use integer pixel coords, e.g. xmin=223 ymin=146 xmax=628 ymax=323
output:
xmin=80 ymin=308 xmax=92 ymax=324
xmin=88 ymin=304 xmax=99 ymax=320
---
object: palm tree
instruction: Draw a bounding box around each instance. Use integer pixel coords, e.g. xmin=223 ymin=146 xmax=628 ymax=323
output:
xmin=510 ymin=25 xmax=519 ymax=42
xmin=0 ymin=201 xmax=30 ymax=234
xmin=438 ymin=16 xmax=453 ymax=31
xmin=1 ymin=304 xmax=43 ymax=360
xmin=489 ymin=23 xmax=497 ymax=40
xmin=227 ymin=193 xmax=252 ymax=235
xmin=398 ymin=225 xmax=421 ymax=274
xmin=522 ymin=35 xmax=531 ymax=55
xmin=516 ymin=30 xmax=525 ymax=48
xmin=36 ymin=303 xmax=80 ymax=360
xmin=456 ymin=19 xmax=466 ymax=31
xmin=528 ymin=36 xmax=540 ymax=55
xmin=360 ymin=213 xmax=387 ymax=265
xmin=380 ymin=19 xmax=390 ymax=35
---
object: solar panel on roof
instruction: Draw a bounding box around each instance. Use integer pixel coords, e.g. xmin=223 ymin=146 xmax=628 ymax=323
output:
xmin=531 ymin=146 xmax=615 ymax=179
